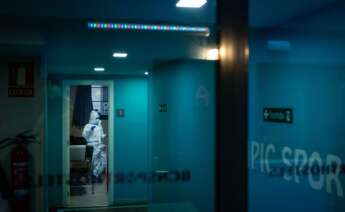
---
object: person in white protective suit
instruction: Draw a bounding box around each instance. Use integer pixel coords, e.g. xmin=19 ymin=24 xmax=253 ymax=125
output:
xmin=82 ymin=110 xmax=107 ymax=181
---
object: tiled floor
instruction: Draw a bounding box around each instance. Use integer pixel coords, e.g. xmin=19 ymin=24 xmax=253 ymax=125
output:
xmin=66 ymin=178 xmax=148 ymax=211
xmin=69 ymin=181 xmax=108 ymax=207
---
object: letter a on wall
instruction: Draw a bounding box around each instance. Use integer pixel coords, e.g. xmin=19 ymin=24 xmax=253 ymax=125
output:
xmin=8 ymin=62 xmax=34 ymax=97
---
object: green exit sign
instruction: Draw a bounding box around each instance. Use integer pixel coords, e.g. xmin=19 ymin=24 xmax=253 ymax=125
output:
xmin=264 ymin=108 xmax=293 ymax=124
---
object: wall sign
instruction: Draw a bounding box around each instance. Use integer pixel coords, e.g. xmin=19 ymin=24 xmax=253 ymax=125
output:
xmin=159 ymin=104 xmax=168 ymax=112
xmin=263 ymin=108 xmax=293 ymax=123
xmin=116 ymin=109 xmax=125 ymax=118
xmin=8 ymin=62 xmax=35 ymax=97
xmin=196 ymin=85 xmax=210 ymax=107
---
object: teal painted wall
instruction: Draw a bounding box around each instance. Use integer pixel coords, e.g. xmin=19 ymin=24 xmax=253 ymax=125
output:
xmin=150 ymin=60 xmax=215 ymax=212
xmin=113 ymin=77 xmax=149 ymax=202
xmin=46 ymin=76 xmax=149 ymax=207
xmin=249 ymin=64 xmax=345 ymax=212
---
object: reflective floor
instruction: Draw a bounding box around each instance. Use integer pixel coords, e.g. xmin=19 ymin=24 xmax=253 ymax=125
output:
xmin=69 ymin=182 xmax=108 ymax=207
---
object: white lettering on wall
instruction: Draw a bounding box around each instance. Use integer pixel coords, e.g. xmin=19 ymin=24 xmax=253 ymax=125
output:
xmin=250 ymin=141 xmax=344 ymax=198
xmin=282 ymin=146 xmax=293 ymax=181
xmin=265 ymin=144 xmax=275 ymax=173
xmin=308 ymin=152 xmax=324 ymax=190
xmin=294 ymin=149 xmax=308 ymax=184
xmin=326 ymin=155 xmax=343 ymax=197
xmin=251 ymin=141 xmax=260 ymax=169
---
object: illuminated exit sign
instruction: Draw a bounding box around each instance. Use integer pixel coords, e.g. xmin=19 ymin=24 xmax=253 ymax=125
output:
xmin=263 ymin=108 xmax=293 ymax=124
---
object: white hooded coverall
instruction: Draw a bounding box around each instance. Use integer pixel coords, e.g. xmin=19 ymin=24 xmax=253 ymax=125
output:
xmin=82 ymin=110 xmax=107 ymax=177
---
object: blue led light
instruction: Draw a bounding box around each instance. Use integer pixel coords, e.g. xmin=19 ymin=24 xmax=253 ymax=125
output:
xmin=87 ymin=22 xmax=209 ymax=35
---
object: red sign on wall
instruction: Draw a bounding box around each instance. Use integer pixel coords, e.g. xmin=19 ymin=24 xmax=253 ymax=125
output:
xmin=8 ymin=62 xmax=35 ymax=97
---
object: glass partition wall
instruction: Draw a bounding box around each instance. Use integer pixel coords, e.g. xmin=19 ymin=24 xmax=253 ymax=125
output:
xmin=249 ymin=0 xmax=345 ymax=211
xmin=5 ymin=0 xmax=345 ymax=211
xmin=45 ymin=8 xmax=217 ymax=211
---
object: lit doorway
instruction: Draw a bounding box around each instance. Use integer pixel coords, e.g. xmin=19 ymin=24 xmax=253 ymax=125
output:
xmin=62 ymin=80 xmax=114 ymax=207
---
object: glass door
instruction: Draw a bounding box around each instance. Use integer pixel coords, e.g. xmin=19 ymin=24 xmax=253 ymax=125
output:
xmin=149 ymin=59 xmax=216 ymax=212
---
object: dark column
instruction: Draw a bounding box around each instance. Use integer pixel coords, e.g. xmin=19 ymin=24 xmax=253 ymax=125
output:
xmin=216 ymin=0 xmax=248 ymax=212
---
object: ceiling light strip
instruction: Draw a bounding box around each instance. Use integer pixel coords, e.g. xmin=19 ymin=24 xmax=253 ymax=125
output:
xmin=176 ymin=0 xmax=207 ymax=8
xmin=87 ymin=22 xmax=209 ymax=34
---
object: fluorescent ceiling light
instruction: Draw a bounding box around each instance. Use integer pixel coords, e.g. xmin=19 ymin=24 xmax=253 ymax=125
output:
xmin=113 ymin=52 xmax=128 ymax=58
xmin=94 ymin=67 xmax=105 ymax=72
xmin=176 ymin=0 xmax=207 ymax=8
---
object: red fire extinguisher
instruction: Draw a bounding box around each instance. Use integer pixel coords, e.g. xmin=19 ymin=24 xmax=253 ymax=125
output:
xmin=10 ymin=143 xmax=30 ymax=212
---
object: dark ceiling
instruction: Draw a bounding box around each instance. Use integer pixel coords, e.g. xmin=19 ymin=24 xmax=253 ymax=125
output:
xmin=249 ymin=0 xmax=339 ymax=27
xmin=0 ymin=0 xmax=341 ymax=28
xmin=0 ymin=0 xmax=216 ymax=25
xmin=1 ymin=0 xmax=343 ymax=75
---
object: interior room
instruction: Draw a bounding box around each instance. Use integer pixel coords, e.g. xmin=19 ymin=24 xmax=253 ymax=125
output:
xmin=43 ymin=14 xmax=217 ymax=212
xmin=4 ymin=0 xmax=345 ymax=212
xmin=0 ymin=0 xmax=219 ymax=211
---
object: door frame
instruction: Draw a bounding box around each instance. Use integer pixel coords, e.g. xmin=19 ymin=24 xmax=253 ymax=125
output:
xmin=62 ymin=80 xmax=115 ymax=206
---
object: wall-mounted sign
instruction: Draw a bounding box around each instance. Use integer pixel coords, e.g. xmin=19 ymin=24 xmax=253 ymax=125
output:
xmin=116 ymin=109 xmax=125 ymax=117
xmin=263 ymin=108 xmax=293 ymax=123
xmin=8 ymin=62 xmax=35 ymax=97
xmin=159 ymin=104 xmax=168 ymax=112
xmin=196 ymin=85 xmax=210 ymax=107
